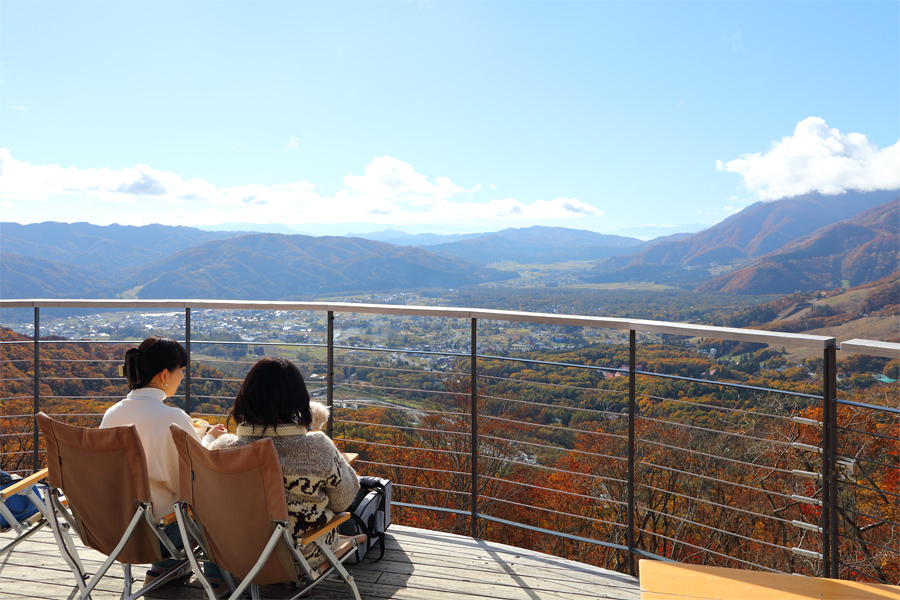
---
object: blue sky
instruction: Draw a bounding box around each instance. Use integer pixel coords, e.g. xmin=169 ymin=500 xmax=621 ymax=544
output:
xmin=1 ymin=1 xmax=898 ymax=238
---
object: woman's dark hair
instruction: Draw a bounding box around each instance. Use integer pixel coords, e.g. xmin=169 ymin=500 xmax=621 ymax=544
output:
xmin=123 ymin=336 xmax=188 ymax=390
xmin=228 ymin=357 xmax=312 ymax=430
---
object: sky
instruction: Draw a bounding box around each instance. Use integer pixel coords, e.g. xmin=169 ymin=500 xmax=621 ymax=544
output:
xmin=0 ymin=1 xmax=898 ymax=239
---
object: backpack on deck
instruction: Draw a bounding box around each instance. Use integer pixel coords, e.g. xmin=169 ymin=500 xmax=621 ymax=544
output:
xmin=338 ymin=476 xmax=391 ymax=563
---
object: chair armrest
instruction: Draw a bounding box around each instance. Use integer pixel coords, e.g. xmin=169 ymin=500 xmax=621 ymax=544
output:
xmin=300 ymin=512 xmax=351 ymax=546
xmin=1 ymin=468 xmax=48 ymax=499
xmin=160 ymin=505 xmax=194 ymax=526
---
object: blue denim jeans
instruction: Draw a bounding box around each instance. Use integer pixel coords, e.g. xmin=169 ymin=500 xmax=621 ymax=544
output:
xmin=151 ymin=522 xmax=222 ymax=579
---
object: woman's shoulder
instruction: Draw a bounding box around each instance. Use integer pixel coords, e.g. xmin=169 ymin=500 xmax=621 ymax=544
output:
xmin=275 ymin=431 xmax=341 ymax=460
xmin=305 ymin=430 xmax=339 ymax=449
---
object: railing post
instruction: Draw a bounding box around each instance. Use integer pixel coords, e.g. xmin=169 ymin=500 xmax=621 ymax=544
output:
xmin=821 ymin=344 xmax=838 ymax=578
xmin=32 ymin=307 xmax=40 ymax=473
xmin=627 ymin=328 xmax=636 ymax=576
xmin=326 ymin=311 xmax=334 ymax=438
xmin=470 ymin=317 xmax=479 ymax=539
xmin=184 ymin=308 xmax=192 ymax=414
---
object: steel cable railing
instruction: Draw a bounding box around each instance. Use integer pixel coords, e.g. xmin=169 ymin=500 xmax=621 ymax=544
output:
xmin=1 ymin=299 xmax=896 ymax=584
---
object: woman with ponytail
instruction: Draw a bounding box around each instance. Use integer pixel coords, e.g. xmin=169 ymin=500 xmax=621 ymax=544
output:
xmin=101 ymin=335 xmax=226 ymax=586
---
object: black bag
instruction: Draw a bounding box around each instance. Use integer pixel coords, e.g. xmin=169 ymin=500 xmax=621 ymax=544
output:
xmin=339 ymin=476 xmax=391 ymax=562
xmin=0 ymin=470 xmax=42 ymax=530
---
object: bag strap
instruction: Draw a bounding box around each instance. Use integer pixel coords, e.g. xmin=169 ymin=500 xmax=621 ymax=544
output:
xmin=365 ymin=497 xmax=386 ymax=562
xmin=348 ymin=512 xmax=370 ymax=562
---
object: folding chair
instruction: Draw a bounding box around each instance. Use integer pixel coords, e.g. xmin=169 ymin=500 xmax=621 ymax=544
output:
xmin=169 ymin=424 xmax=362 ymax=600
xmin=1 ymin=468 xmax=51 ymax=556
xmin=36 ymin=412 xmax=194 ymax=600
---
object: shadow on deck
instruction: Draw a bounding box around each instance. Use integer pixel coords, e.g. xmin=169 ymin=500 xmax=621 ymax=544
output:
xmin=0 ymin=524 xmax=640 ymax=600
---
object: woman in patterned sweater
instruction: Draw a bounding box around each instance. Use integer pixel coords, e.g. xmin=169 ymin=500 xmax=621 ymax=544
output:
xmin=209 ymin=356 xmax=360 ymax=570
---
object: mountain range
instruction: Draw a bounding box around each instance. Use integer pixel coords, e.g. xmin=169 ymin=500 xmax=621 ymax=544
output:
xmin=697 ymin=200 xmax=899 ymax=294
xmin=1 ymin=189 xmax=896 ymax=299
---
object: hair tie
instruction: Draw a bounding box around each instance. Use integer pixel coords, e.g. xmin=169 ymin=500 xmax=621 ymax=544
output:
xmin=124 ymin=348 xmax=142 ymax=387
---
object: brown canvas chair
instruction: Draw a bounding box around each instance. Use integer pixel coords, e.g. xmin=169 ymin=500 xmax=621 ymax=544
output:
xmin=36 ymin=412 xmax=193 ymax=600
xmin=169 ymin=424 xmax=362 ymax=600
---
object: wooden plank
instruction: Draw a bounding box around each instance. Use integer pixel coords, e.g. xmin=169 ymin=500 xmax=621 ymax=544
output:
xmin=366 ymin=558 xmax=632 ymax=598
xmin=1 ymin=525 xmax=641 ymax=600
xmin=390 ymin=528 xmax=629 ymax=580
xmin=638 ymin=560 xmax=898 ymax=600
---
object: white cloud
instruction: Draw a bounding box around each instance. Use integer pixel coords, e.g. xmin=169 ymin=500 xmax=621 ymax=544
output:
xmin=0 ymin=149 xmax=603 ymax=227
xmin=722 ymin=31 xmax=742 ymax=53
xmin=717 ymin=117 xmax=900 ymax=200
xmin=285 ymin=137 xmax=299 ymax=152
xmin=344 ymin=156 xmax=443 ymax=200
xmin=9 ymin=106 xmax=28 ymax=111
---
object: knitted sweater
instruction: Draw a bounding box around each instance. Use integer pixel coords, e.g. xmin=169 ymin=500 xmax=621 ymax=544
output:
xmin=208 ymin=422 xmax=359 ymax=570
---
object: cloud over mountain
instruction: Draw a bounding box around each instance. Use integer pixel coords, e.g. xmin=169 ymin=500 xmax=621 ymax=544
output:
xmin=717 ymin=117 xmax=900 ymax=200
xmin=0 ymin=150 xmax=600 ymax=228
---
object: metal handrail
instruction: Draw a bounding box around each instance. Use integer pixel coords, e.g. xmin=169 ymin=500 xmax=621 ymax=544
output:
xmin=1 ymin=298 xmax=896 ymax=584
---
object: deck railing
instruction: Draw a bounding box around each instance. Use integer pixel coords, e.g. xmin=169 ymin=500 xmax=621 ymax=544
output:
xmin=1 ymin=299 xmax=897 ymax=584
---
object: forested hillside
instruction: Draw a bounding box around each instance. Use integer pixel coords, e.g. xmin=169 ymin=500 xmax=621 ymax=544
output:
xmin=423 ymin=225 xmax=646 ymax=263
xmin=713 ymin=272 xmax=899 ymax=344
xmin=699 ymin=202 xmax=899 ymax=294
xmin=590 ymin=192 xmax=898 ymax=293
xmin=0 ymin=227 xmax=518 ymax=299
xmin=0 ymin=221 xmax=243 ymax=273
xmin=121 ymin=234 xmax=517 ymax=299
xmin=598 ymin=191 xmax=896 ymax=271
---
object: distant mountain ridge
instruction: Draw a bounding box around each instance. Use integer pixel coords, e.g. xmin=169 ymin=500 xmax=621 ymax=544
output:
xmin=1 ymin=221 xmax=244 ymax=274
xmin=586 ymin=190 xmax=898 ymax=292
xmin=598 ymin=190 xmax=897 ymax=271
xmin=0 ymin=224 xmax=517 ymax=299
xmin=346 ymin=229 xmax=485 ymax=246
xmin=121 ymin=234 xmax=516 ymax=299
xmin=0 ymin=253 xmax=114 ymax=298
xmin=2 ymin=190 xmax=897 ymax=299
xmin=697 ymin=200 xmax=899 ymax=294
xmin=422 ymin=226 xmax=649 ymax=264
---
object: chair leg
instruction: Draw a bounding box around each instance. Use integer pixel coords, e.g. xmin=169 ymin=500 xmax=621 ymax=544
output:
xmin=43 ymin=489 xmax=90 ymax=599
xmin=123 ymin=564 xmax=133 ymax=597
xmin=175 ymin=503 xmax=219 ymax=600
xmin=311 ymin=541 xmax=362 ymax=600
xmin=0 ymin=518 xmax=46 ymax=556
xmin=124 ymin=558 xmax=191 ymax=600
xmin=47 ymin=490 xmax=87 ymax=576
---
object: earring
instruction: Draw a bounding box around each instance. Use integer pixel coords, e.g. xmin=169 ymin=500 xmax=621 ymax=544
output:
xmin=164 ymin=383 xmax=168 ymax=388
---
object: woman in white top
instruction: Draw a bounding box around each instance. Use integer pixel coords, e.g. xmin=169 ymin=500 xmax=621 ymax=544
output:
xmin=100 ymin=335 xmax=226 ymax=584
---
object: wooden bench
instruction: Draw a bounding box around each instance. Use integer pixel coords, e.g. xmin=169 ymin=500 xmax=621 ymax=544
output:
xmin=639 ymin=559 xmax=898 ymax=600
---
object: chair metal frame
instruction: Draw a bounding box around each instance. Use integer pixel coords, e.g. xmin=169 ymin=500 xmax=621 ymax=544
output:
xmin=0 ymin=468 xmax=58 ymax=556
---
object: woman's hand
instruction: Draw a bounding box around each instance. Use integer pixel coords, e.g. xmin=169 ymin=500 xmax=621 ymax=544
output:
xmin=208 ymin=423 xmax=227 ymax=439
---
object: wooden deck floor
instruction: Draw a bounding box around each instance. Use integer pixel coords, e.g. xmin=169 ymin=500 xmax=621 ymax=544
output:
xmin=0 ymin=524 xmax=640 ymax=600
